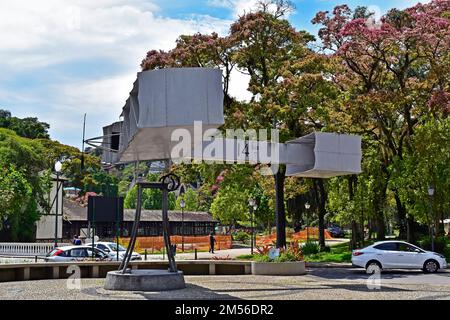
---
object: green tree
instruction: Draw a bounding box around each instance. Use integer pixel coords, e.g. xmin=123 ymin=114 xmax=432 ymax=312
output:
xmin=175 ymin=188 xmax=200 ymax=211
xmin=390 ymin=117 xmax=450 ymax=239
xmin=123 ymin=172 xmax=176 ymax=210
xmin=0 ymin=109 xmax=50 ymax=139
xmin=313 ymin=1 xmax=450 ymax=240
xmin=0 ymin=128 xmax=51 ymax=240
xmin=210 ymin=184 xmax=249 ymax=228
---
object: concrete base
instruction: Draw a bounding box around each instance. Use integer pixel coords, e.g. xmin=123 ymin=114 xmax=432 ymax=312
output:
xmin=104 ymin=269 xmax=186 ymax=291
xmin=251 ymin=261 xmax=306 ymax=276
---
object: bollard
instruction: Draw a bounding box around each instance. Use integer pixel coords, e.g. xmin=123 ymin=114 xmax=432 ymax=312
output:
xmin=145 ymin=249 xmax=147 ymax=261
xmin=35 ymin=255 xmax=38 ymax=263
xmin=194 ymin=248 xmax=198 ymax=260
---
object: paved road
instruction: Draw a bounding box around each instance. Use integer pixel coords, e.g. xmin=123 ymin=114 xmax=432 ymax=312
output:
xmin=309 ymin=267 xmax=450 ymax=286
xmin=1 ymin=267 xmax=450 ymax=300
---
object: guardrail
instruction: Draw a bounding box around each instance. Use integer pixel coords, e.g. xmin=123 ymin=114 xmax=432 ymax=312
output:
xmin=0 ymin=243 xmax=71 ymax=256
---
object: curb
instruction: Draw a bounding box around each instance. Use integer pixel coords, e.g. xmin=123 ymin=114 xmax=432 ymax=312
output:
xmin=305 ymin=262 xmax=352 ymax=268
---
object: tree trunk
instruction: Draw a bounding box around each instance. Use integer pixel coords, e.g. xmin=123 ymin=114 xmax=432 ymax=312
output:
xmin=360 ymin=203 xmax=365 ymax=246
xmin=348 ymin=175 xmax=360 ymax=249
xmin=351 ymin=221 xmax=358 ymax=250
xmin=373 ymin=179 xmax=387 ymax=240
xmin=314 ymin=179 xmax=327 ymax=250
xmin=394 ymin=192 xmax=407 ymax=240
xmin=367 ymin=219 xmax=373 ymax=240
xmin=406 ymin=216 xmax=415 ymax=244
xmin=274 ymin=165 xmax=286 ymax=248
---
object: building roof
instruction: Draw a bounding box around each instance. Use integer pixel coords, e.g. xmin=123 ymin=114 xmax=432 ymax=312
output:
xmin=63 ymin=199 xmax=217 ymax=223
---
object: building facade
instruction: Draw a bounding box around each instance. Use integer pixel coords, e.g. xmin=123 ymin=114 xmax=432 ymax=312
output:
xmin=62 ymin=199 xmax=217 ymax=240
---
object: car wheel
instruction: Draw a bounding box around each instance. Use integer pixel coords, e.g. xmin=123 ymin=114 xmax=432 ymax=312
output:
xmin=366 ymin=261 xmax=381 ymax=274
xmin=423 ymin=260 xmax=439 ymax=273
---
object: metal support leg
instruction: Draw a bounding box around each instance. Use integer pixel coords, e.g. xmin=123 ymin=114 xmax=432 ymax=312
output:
xmin=119 ymin=183 xmax=143 ymax=273
xmin=162 ymin=187 xmax=177 ymax=272
xmin=119 ymin=173 xmax=179 ymax=274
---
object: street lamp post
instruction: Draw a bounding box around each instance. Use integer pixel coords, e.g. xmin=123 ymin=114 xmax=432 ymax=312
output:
xmin=54 ymin=160 xmax=62 ymax=248
xmin=249 ymin=198 xmax=256 ymax=255
xmin=428 ymin=185 xmax=435 ymax=252
xmin=253 ymin=203 xmax=258 ymax=253
xmin=180 ymin=199 xmax=186 ymax=252
xmin=305 ymin=202 xmax=311 ymax=241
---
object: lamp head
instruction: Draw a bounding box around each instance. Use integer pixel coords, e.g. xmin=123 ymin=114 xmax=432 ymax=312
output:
xmin=428 ymin=186 xmax=435 ymax=196
xmin=249 ymin=198 xmax=256 ymax=207
xmin=305 ymin=202 xmax=311 ymax=210
xmin=179 ymin=199 xmax=186 ymax=209
xmin=54 ymin=160 xmax=63 ymax=173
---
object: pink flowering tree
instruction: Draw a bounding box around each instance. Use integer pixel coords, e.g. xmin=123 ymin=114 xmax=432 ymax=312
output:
xmin=313 ymin=0 xmax=450 ymax=240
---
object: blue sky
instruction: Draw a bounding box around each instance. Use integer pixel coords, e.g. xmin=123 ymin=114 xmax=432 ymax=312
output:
xmin=0 ymin=0 xmax=425 ymax=149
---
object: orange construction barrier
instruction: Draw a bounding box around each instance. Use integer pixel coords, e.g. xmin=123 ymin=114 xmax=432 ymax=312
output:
xmin=255 ymin=228 xmax=333 ymax=246
xmin=292 ymin=227 xmax=334 ymax=241
xmin=119 ymin=235 xmax=232 ymax=252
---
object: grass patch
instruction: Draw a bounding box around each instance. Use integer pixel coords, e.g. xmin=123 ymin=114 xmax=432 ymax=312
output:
xmin=304 ymin=242 xmax=352 ymax=263
xmin=236 ymin=242 xmax=353 ymax=263
xmin=236 ymin=254 xmax=255 ymax=260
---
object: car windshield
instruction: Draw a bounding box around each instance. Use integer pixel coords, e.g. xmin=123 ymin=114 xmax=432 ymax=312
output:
xmin=109 ymin=243 xmax=126 ymax=252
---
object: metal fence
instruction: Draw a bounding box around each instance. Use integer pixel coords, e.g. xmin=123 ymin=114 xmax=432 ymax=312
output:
xmin=0 ymin=243 xmax=71 ymax=256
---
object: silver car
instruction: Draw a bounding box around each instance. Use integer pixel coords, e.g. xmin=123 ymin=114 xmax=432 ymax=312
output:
xmin=90 ymin=242 xmax=142 ymax=261
xmin=352 ymin=241 xmax=447 ymax=273
xmin=45 ymin=245 xmax=111 ymax=262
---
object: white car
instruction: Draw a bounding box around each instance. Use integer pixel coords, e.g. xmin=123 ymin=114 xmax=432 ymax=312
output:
xmin=352 ymin=240 xmax=447 ymax=274
xmin=45 ymin=245 xmax=110 ymax=262
xmin=89 ymin=242 xmax=142 ymax=261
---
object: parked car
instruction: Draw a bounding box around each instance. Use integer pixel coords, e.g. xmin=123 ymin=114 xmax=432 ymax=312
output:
xmin=45 ymin=245 xmax=111 ymax=262
xmin=352 ymin=240 xmax=447 ymax=274
xmin=89 ymin=242 xmax=142 ymax=261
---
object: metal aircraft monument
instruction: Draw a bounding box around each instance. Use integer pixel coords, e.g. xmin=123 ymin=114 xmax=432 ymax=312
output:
xmin=87 ymin=67 xmax=362 ymax=291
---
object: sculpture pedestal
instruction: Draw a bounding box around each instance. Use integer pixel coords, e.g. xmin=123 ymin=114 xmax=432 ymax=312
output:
xmin=104 ymin=269 xmax=186 ymax=291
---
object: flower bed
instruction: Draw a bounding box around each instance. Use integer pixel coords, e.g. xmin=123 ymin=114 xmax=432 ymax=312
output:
xmin=251 ymin=242 xmax=306 ymax=275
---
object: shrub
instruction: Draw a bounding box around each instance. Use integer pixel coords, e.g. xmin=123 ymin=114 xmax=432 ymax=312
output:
xmin=320 ymin=245 xmax=331 ymax=253
xmin=234 ymin=231 xmax=250 ymax=243
xmin=253 ymin=242 xmax=304 ymax=262
xmin=419 ymin=236 xmax=448 ymax=254
xmin=253 ymin=253 xmax=271 ymax=262
xmin=256 ymin=245 xmax=272 ymax=255
xmin=276 ymin=252 xmax=297 ymax=263
xmin=287 ymin=241 xmax=304 ymax=261
xmin=302 ymin=241 xmax=320 ymax=255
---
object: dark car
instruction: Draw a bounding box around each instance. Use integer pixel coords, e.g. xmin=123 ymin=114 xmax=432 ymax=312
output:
xmin=327 ymin=225 xmax=344 ymax=238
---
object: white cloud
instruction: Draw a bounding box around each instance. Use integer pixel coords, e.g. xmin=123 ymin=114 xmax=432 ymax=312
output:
xmin=207 ymin=0 xmax=263 ymax=17
xmin=0 ymin=1 xmax=231 ymax=71
xmin=232 ymin=0 xmax=261 ymax=17
xmin=229 ymin=69 xmax=252 ymax=102
xmin=0 ymin=0 xmax=236 ymax=147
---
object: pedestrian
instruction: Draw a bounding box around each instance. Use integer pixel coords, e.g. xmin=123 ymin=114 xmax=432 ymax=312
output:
xmin=73 ymin=235 xmax=82 ymax=245
xmin=209 ymin=232 xmax=217 ymax=254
